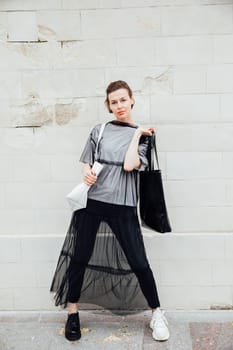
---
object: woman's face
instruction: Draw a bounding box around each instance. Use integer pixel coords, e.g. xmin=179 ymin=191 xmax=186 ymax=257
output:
xmin=108 ymin=88 xmax=134 ymax=122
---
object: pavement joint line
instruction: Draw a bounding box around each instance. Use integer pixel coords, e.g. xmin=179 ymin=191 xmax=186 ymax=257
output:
xmin=0 ymin=310 xmax=233 ymax=322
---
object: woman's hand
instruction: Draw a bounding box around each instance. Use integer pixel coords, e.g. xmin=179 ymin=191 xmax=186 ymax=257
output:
xmin=136 ymin=127 xmax=155 ymax=137
xmin=83 ymin=164 xmax=97 ymax=186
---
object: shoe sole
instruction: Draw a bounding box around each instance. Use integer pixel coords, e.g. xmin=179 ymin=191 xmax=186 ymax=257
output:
xmin=153 ymin=336 xmax=170 ymax=342
xmin=65 ymin=332 xmax=81 ymax=341
xmin=150 ymin=324 xmax=170 ymax=341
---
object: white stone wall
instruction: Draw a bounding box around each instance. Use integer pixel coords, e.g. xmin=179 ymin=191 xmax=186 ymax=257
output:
xmin=0 ymin=0 xmax=233 ymax=310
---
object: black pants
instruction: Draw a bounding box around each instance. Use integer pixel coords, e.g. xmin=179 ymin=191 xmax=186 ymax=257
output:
xmin=67 ymin=199 xmax=160 ymax=309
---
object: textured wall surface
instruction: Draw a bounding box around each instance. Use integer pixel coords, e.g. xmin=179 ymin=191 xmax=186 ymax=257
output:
xmin=0 ymin=0 xmax=233 ymax=310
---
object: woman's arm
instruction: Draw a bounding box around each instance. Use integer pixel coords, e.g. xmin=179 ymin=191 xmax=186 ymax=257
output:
xmin=123 ymin=127 xmax=154 ymax=172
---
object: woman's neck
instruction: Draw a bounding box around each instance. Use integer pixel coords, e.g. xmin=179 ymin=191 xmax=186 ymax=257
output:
xmin=115 ymin=117 xmax=135 ymax=126
xmin=111 ymin=119 xmax=137 ymax=128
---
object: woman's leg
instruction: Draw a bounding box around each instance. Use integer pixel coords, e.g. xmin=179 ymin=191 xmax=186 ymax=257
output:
xmin=109 ymin=209 xmax=169 ymax=341
xmin=109 ymin=209 xmax=160 ymax=309
xmin=63 ymin=210 xmax=101 ymax=341
xmin=67 ymin=302 xmax=78 ymax=314
xmin=67 ymin=213 xmax=101 ymax=306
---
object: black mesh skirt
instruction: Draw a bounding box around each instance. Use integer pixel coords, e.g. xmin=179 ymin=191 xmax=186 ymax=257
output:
xmin=50 ymin=199 xmax=159 ymax=312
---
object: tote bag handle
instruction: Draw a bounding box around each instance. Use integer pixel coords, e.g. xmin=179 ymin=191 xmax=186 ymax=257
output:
xmin=148 ymin=132 xmax=160 ymax=171
xmin=94 ymin=123 xmax=106 ymax=161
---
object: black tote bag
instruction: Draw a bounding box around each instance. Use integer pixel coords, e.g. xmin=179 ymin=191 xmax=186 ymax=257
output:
xmin=139 ymin=133 xmax=172 ymax=233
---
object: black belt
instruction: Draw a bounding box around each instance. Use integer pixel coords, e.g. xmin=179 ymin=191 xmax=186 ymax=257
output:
xmin=97 ymin=159 xmax=123 ymax=166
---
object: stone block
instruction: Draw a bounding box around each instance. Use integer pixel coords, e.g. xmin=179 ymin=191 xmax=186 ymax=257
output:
xmin=81 ymin=8 xmax=160 ymax=39
xmin=143 ymin=69 xmax=173 ymax=95
xmin=220 ymin=94 xmax=233 ymax=121
xmin=0 ymin=43 xmax=35 ymax=70
xmin=161 ymin=5 xmax=233 ymax=35
xmin=0 ymin=263 xmax=36 ymax=288
xmin=212 ymin=260 xmax=233 ymax=285
xmin=55 ymin=97 xmax=99 ymax=126
xmin=151 ymin=95 xmax=219 ymax=123
xmin=62 ymin=0 xmax=120 ymax=9
xmin=0 ymin=156 xmax=12 ymax=181
xmin=50 ymin=155 xmax=80 ymax=181
xmin=0 ymin=210 xmax=35 ymax=235
xmin=32 ymin=182 xmax=74 ymax=209
xmin=20 ymin=67 xmax=58 ymax=101
xmin=161 ymin=0 xmax=233 ymax=4
xmin=7 ymin=12 xmax=38 ymax=42
xmin=0 ymin=100 xmax=11 ymax=127
xmin=33 ymin=124 xmax=91 ymax=157
xmin=166 ymin=152 xmax=222 ymax=179
xmin=121 ymin=0 xmax=157 ymax=6
xmin=0 ymin=184 xmax=4 ymax=208
xmin=12 ymin=42 xmax=62 ymax=70
xmin=0 ymin=12 xmax=7 ymax=41
xmin=61 ymin=39 xmax=116 ymax=68
xmin=207 ymin=64 xmax=233 ymax=93
xmin=0 ymin=237 xmax=21 ymax=263
xmin=35 ymin=209 xmax=70 ymax=235
xmin=14 ymin=287 xmax=56 ymax=309
xmin=165 ymin=179 xmax=226 ymax=207
xmin=144 ymin=234 xmax=225 ymax=260
xmin=0 ymin=289 xmax=14 ymax=310
xmin=0 ymin=127 xmax=36 ymax=157
xmin=223 ymin=152 xmax=233 ymax=178
xmin=173 ymin=65 xmax=206 ymax=94
xmin=225 ymin=235 xmax=233 ymax=260
xmin=0 ymin=129 xmax=22 ymax=155
xmin=10 ymin=42 xmax=57 ymax=72
xmin=160 ymin=286 xmax=232 ymax=309
xmin=155 ymin=36 xmax=212 ymax=65
xmin=5 ymin=183 xmax=64 ymax=210
xmin=214 ymin=35 xmax=233 ymax=64
xmin=37 ymin=10 xmax=81 ymax=41
xmin=11 ymin=97 xmax=54 ymax=128
xmin=50 ymin=71 xmax=73 ymax=99
xmin=116 ymin=38 xmax=154 ymax=66
xmin=158 ymin=124 xmax=233 ymax=152
xmin=0 ymin=72 xmax=21 ymax=100
xmin=160 ymin=260 xmax=212 ymax=286
xmin=12 ymin=155 xmax=51 ymax=181
xmin=0 ymin=0 xmax=62 ymax=10
xmin=169 ymin=207 xmax=233 ymax=232
xmin=75 ymin=68 xmax=106 ymax=97
xmin=155 ymin=36 xmax=213 ymax=65
xmin=51 ymin=68 xmax=105 ymax=98
xmin=21 ymin=237 xmax=63 ymax=262
xmin=226 ymin=180 xmax=233 ymax=205
xmin=35 ymin=262 xmax=57 ymax=287
xmin=54 ymin=102 xmax=78 ymax=126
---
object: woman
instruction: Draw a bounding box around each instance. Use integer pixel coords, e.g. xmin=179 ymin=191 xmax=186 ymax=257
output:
xmin=50 ymin=80 xmax=169 ymax=342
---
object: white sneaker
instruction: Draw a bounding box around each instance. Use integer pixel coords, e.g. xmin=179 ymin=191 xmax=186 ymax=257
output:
xmin=150 ymin=308 xmax=170 ymax=341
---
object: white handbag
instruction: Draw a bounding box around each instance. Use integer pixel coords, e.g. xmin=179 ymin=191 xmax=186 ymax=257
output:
xmin=66 ymin=123 xmax=106 ymax=211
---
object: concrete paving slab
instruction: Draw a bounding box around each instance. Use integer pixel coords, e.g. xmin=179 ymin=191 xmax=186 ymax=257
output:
xmin=0 ymin=310 xmax=233 ymax=350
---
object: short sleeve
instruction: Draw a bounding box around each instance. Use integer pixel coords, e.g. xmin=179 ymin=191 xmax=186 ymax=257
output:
xmin=79 ymin=124 xmax=101 ymax=166
xmin=137 ymin=135 xmax=149 ymax=171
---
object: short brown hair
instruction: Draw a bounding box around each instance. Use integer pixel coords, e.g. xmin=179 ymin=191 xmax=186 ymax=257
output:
xmin=105 ymin=80 xmax=134 ymax=113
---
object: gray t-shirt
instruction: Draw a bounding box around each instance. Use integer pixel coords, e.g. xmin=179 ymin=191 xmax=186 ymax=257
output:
xmin=79 ymin=120 xmax=149 ymax=207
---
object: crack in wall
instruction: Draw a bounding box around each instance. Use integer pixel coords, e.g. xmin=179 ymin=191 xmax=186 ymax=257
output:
xmin=142 ymin=67 xmax=173 ymax=94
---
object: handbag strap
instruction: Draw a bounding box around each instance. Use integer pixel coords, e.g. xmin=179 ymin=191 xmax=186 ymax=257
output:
xmin=94 ymin=123 xmax=106 ymax=160
xmin=149 ymin=132 xmax=160 ymax=171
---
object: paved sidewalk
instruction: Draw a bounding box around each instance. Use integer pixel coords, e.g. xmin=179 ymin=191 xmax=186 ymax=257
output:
xmin=0 ymin=310 xmax=233 ymax=350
